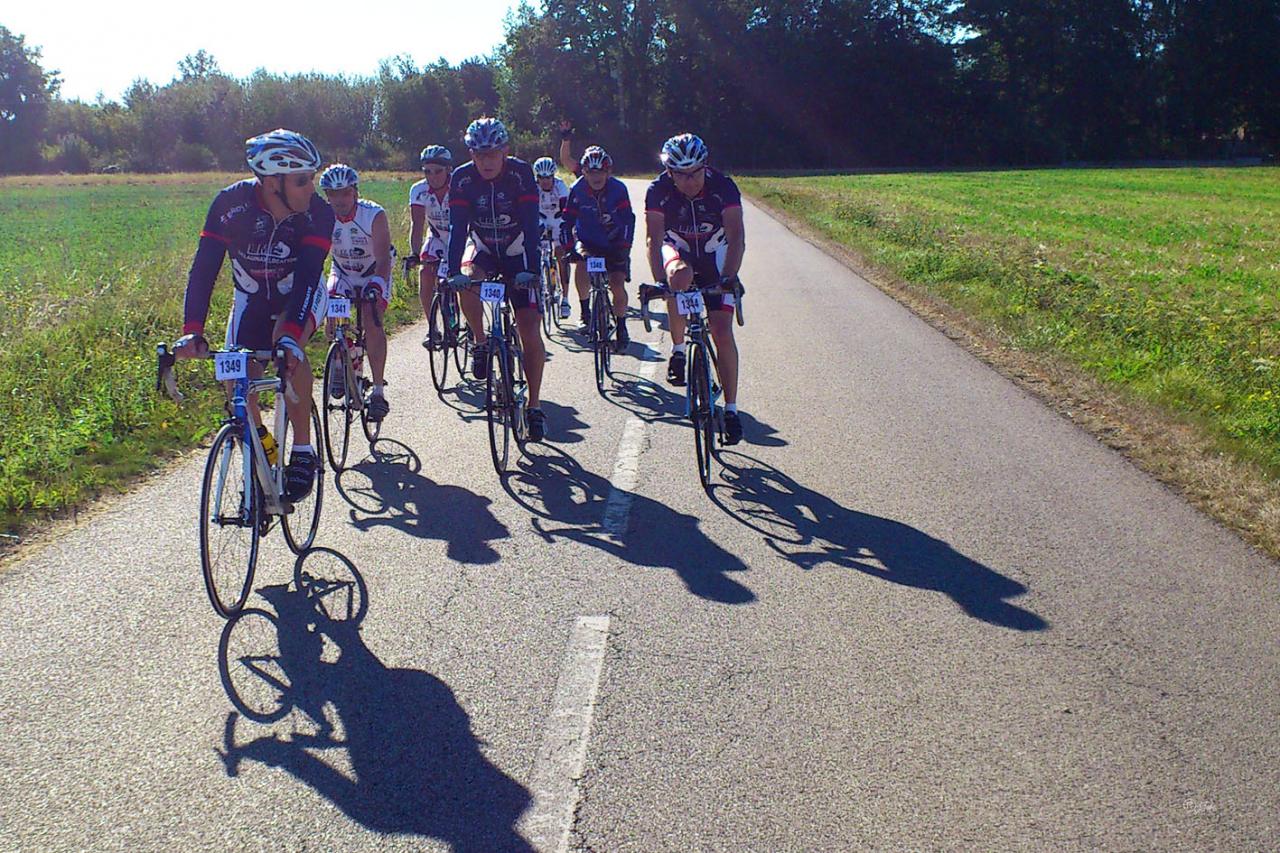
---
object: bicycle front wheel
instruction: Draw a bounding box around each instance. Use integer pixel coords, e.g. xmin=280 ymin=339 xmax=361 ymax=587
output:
xmin=199 ymin=423 xmax=260 ymax=618
xmin=593 ymin=293 xmax=613 ymax=395
xmin=322 ymin=341 xmax=352 ymax=472
xmin=540 ymin=264 xmax=556 ymax=337
xmin=428 ymin=291 xmax=452 ymax=394
xmin=689 ymin=345 xmax=715 ymax=488
xmin=486 ymin=340 xmax=512 ymax=474
xmin=282 ymin=399 xmax=324 ymax=554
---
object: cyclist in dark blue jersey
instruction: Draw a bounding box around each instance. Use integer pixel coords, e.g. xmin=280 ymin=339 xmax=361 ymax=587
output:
xmin=563 ymin=146 xmax=635 ymax=348
xmin=645 ymin=133 xmax=746 ymax=445
xmin=174 ymin=128 xmax=333 ymax=500
xmin=446 ymin=117 xmax=549 ymax=442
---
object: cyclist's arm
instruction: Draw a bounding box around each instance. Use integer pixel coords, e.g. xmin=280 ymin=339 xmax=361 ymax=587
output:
xmin=721 ymin=206 xmax=745 ymax=280
xmin=446 ymin=174 xmax=471 ymax=276
xmin=280 ymin=202 xmax=334 ymax=341
xmin=616 ymin=186 xmax=636 ymax=248
xmin=645 ymin=210 xmax=666 ymax=282
xmin=372 ymin=210 xmax=393 ymax=282
xmin=559 ymin=136 xmax=575 ymax=175
xmin=409 ymin=203 xmax=426 ymax=258
xmin=519 ymin=184 xmax=542 ymax=273
xmin=183 ymin=198 xmax=232 ymax=335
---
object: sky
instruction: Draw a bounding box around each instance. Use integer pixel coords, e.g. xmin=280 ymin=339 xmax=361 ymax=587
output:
xmin=7 ymin=0 xmax=523 ymax=102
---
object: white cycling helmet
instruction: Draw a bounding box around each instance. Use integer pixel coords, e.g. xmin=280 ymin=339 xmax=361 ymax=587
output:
xmin=464 ymin=117 xmax=510 ymax=151
xmin=580 ymin=146 xmax=613 ymax=171
xmin=533 ymin=156 xmax=557 ymax=178
xmin=420 ymin=145 xmax=453 ymax=167
xmin=660 ymin=133 xmax=708 ymax=171
xmin=245 ymin=128 xmax=322 ymax=176
xmin=319 ymin=163 xmax=359 ymax=190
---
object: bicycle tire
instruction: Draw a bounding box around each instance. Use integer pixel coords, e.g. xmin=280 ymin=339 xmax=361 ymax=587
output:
xmin=486 ymin=339 xmax=511 ymax=474
xmin=511 ymin=328 xmax=528 ymax=450
xmin=321 ymin=341 xmax=352 ymax=471
xmin=593 ymin=287 xmax=612 ymax=395
xmin=690 ymin=345 xmax=715 ymax=488
xmin=199 ymin=423 xmax=260 ymax=619
xmin=282 ymin=400 xmax=324 ymax=554
xmin=453 ymin=295 xmax=471 ymax=379
xmin=540 ymin=262 xmax=556 ymax=337
xmin=428 ymin=291 xmax=451 ymax=393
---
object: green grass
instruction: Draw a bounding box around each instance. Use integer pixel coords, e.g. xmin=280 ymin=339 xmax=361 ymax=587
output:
xmin=740 ymin=168 xmax=1280 ymax=475
xmin=0 ymin=173 xmax=425 ymax=537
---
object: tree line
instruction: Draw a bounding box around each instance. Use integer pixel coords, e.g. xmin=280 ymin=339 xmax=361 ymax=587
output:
xmin=2 ymin=0 xmax=1277 ymax=175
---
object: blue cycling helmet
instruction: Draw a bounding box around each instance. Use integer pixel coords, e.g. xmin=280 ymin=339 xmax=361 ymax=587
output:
xmin=420 ymin=145 xmax=453 ymax=167
xmin=464 ymin=117 xmax=510 ymax=151
xmin=660 ymin=133 xmax=708 ymax=171
xmin=532 ymin=156 xmax=557 ymax=178
xmin=319 ymin=163 xmax=359 ymax=190
xmin=580 ymin=146 xmax=613 ymax=171
xmin=245 ymin=128 xmax=322 ymax=176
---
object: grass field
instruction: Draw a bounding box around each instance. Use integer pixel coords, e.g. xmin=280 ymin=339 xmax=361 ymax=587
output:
xmin=739 ymin=168 xmax=1280 ymax=478
xmin=0 ymin=172 xmax=425 ymax=538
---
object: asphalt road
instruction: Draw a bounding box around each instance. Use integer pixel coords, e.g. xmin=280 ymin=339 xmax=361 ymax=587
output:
xmin=1 ymin=181 xmax=1277 ymax=851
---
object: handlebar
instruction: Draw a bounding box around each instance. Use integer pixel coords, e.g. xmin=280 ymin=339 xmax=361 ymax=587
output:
xmin=638 ymin=277 xmax=746 ymax=331
xmin=155 ymin=341 xmax=298 ymax=404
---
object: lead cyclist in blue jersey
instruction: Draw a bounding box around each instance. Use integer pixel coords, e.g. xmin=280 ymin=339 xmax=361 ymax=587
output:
xmin=174 ymin=128 xmax=334 ymax=501
xmin=645 ymin=133 xmax=747 ymax=445
xmin=446 ymin=117 xmax=549 ymax=442
xmin=563 ymin=145 xmax=635 ymax=347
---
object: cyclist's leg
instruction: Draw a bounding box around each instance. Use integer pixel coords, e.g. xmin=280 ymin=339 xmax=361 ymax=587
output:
xmin=707 ymin=308 xmax=738 ymax=405
xmin=363 ymin=278 xmax=391 ymax=389
xmin=272 ymin=315 xmax=320 ymax=447
xmin=419 ymin=237 xmax=444 ymax=333
xmin=608 ymin=254 xmax=629 ymax=316
xmin=570 ymin=245 xmax=591 ymax=325
xmin=459 ymin=245 xmax=490 ymax=342
xmin=555 ymin=243 xmax=571 ymax=298
xmin=226 ymin=289 xmax=271 ymax=428
xmin=663 ymin=244 xmax=694 ymax=347
xmin=514 ymin=299 xmax=545 ymax=408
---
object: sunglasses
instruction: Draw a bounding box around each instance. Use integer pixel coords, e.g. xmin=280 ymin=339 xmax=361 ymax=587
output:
xmin=668 ymin=166 xmax=705 ymax=179
xmin=287 ymin=173 xmax=314 ymax=188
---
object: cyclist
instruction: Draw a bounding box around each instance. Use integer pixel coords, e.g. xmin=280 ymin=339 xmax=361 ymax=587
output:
xmin=174 ymin=128 xmax=333 ymax=500
xmin=644 ymin=132 xmax=746 ymax=445
xmin=563 ymin=146 xmax=634 ymax=348
xmin=319 ymin=163 xmax=393 ymax=421
xmin=408 ymin=144 xmax=454 ymax=347
xmin=445 ymin=117 xmax=549 ymax=442
xmin=533 ymin=156 xmax=572 ymax=319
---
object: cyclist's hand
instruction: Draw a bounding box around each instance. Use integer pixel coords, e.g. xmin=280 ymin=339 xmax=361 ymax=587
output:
xmin=559 ymin=223 xmax=573 ymax=245
xmin=514 ymin=271 xmax=538 ymax=289
xmin=559 ymin=119 xmax=574 ymax=140
xmin=403 ymin=255 xmax=421 ymax=270
xmin=173 ymin=333 xmax=209 ymax=359
xmin=275 ymin=334 xmax=307 ymax=376
xmin=447 ymin=273 xmax=472 ymax=290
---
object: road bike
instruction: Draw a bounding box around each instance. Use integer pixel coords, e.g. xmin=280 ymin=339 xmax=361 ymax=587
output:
xmin=470 ymin=276 xmax=531 ymax=474
xmin=538 ymin=229 xmax=565 ymax=336
xmin=157 ymin=342 xmax=324 ymax=617
xmin=321 ymin=282 xmax=385 ymax=471
xmin=584 ymin=255 xmax=616 ymax=395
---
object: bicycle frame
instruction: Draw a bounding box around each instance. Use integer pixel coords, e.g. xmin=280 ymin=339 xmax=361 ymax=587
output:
xmin=220 ymin=359 xmax=292 ymax=518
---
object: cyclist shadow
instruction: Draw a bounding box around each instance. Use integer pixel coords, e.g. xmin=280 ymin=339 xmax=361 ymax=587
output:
xmin=709 ymin=451 xmax=1047 ymax=631
xmin=334 ymin=439 xmax=508 ymax=564
xmin=216 ymin=558 xmax=533 ymax=850
xmin=509 ymin=444 xmax=754 ymax=604
xmin=539 ymin=401 xmax=589 ymax=445
xmin=436 ymin=379 xmax=487 ymax=417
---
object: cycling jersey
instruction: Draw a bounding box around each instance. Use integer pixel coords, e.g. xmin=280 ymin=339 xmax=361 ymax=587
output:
xmin=185 ymin=179 xmax=334 ymax=342
xmin=564 ymin=176 xmax=634 ymax=253
xmin=538 ymin=177 xmax=569 ymax=234
xmin=327 ymin=199 xmax=391 ymax=305
xmin=447 ymin=157 xmax=541 ymax=276
xmin=409 ymin=179 xmax=451 ymax=242
xmin=644 ymin=167 xmax=741 ymax=258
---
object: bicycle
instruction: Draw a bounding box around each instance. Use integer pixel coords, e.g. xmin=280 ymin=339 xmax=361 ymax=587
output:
xmin=156 ymin=341 xmax=324 ymax=618
xmin=584 ymin=255 xmax=615 ymax=395
xmin=640 ymin=277 xmax=746 ymax=488
xmin=321 ymin=282 xmax=385 ymax=471
xmin=470 ymin=276 xmax=531 ymax=474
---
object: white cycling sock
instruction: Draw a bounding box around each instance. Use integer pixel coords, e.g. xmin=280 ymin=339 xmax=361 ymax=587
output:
xmin=672 ymin=343 xmax=687 ymax=354
xmin=292 ymin=444 xmax=314 ymax=456
xmin=725 ymin=403 xmax=738 ymax=414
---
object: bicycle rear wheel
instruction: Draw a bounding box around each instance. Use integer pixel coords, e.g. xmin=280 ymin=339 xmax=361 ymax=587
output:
xmin=452 ymin=295 xmax=471 ymax=379
xmin=282 ymin=400 xmax=324 ymax=553
xmin=486 ymin=340 xmax=512 ymax=474
xmin=199 ymin=423 xmax=260 ymax=618
xmin=689 ymin=345 xmax=715 ymax=488
xmin=321 ymin=341 xmax=352 ymax=471
xmin=428 ymin=291 xmax=452 ymax=393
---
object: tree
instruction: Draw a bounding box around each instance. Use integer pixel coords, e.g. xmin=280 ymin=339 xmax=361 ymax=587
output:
xmin=0 ymin=26 xmax=60 ymax=173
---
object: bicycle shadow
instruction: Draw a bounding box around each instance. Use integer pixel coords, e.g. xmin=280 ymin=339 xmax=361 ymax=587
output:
xmin=216 ymin=556 xmax=533 ymax=850
xmin=334 ymin=440 xmax=508 ymax=564
xmin=600 ymin=373 xmax=788 ymax=449
xmin=539 ymin=400 xmax=589 ymax=445
xmin=709 ymin=451 xmax=1048 ymax=631
xmin=509 ymin=444 xmax=754 ymax=604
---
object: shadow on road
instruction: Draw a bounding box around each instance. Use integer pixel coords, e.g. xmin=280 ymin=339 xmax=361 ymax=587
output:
xmin=506 ymin=443 xmax=755 ymax=604
xmin=600 ymin=372 xmax=787 ymax=449
xmin=710 ymin=451 xmax=1048 ymax=631
xmin=334 ymin=440 xmax=508 ymax=564
xmin=216 ymin=548 xmax=533 ymax=851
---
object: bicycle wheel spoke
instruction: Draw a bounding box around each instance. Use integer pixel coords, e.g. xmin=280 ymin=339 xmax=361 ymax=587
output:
xmin=200 ymin=425 xmax=259 ymax=618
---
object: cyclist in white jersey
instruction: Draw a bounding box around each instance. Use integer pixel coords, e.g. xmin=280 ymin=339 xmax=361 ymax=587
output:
xmin=409 ymin=144 xmax=453 ymax=347
xmin=320 ymin=163 xmax=393 ymax=421
xmin=533 ymin=156 xmax=572 ymax=318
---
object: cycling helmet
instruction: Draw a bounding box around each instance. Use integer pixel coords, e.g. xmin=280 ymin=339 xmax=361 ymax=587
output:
xmin=245 ymin=128 xmax=322 ymax=176
xmin=319 ymin=163 xmax=359 ymax=190
xmin=464 ymin=117 xmax=510 ymax=151
xmin=580 ymin=146 xmax=613 ymax=171
xmin=660 ymin=133 xmax=708 ymax=171
xmin=533 ymin=156 xmax=557 ymax=178
xmin=420 ymin=145 xmax=453 ymax=167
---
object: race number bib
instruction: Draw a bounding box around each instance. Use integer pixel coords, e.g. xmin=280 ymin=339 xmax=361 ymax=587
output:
xmin=480 ymin=282 xmax=506 ymax=303
xmin=214 ymin=352 xmax=248 ymax=380
xmin=327 ymin=297 xmax=351 ymax=319
xmin=586 ymin=256 xmax=607 ymax=273
xmin=675 ymin=291 xmax=705 ymax=316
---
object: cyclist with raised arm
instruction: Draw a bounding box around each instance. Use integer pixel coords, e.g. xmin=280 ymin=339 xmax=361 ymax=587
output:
xmin=320 ymin=163 xmax=393 ymax=421
xmin=533 ymin=156 xmax=572 ymax=319
xmin=445 ymin=117 xmax=550 ymax=442
xmin=645 ymin=132 xmax=746 ymax=445
xmin=563 ymin=146 xmax=635 ymax=348
xmin=174 ymin=128 xmax=334 ymax=500
xmin=408 ymin=144 xmax=453 ymax=347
